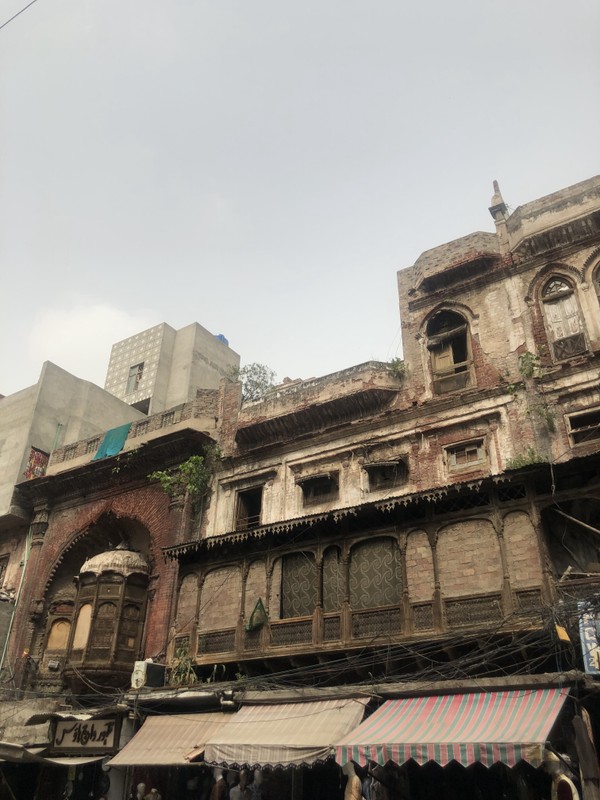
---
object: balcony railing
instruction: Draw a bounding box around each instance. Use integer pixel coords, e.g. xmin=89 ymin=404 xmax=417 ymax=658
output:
xmin=189 ymin=588 xmax=542 ymax=665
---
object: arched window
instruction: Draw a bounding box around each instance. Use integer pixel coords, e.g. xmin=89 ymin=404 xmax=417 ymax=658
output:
xmin=426 ymin=311 xmax=473 ymax=394
xmin=541 ymin=277 xmax=586 ymax=360
xmin=349 ymin=538 xmax=402 ymax=610
xmin=280 ymin=553 xmax=317 ymax=618
xmin=71 ymin=603 xmax=92 ymax=651
xmin=47 ymin=619 xmax=71 ymax=652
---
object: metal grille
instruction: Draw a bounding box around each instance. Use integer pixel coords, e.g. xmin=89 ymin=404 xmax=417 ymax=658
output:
xmin=244 ymin=629 xmax=262 ymax=651
xmin=553 ymin=333 xmax=586 ymax=360
xmin=323 ymin=615 xmax=341 ymax=641
xmin=498 ymin=484 xmax=527 ymax=502
xmin=352 ymin=608 xmax=401 ymax=639
xmin=174 ymin=635 xmax=191 ymax=654
xmin=198 ymin=629 xmax=235 ymax=655
xmin=270 ymin=620 xmax=312 ymax=647
xmin=515 ymin=589 xmax=543 ymax=613
xmin=445 ymin=595 xmax=502 ymax=627
xmin=434 ymin=491 xmax=490 ymax=514
xmin=412 ymin=603 xmax=434 ymax=631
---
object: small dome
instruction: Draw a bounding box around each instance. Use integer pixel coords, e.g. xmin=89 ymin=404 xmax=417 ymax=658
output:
xmin=80 ymin=545 xmax=149 ymax=578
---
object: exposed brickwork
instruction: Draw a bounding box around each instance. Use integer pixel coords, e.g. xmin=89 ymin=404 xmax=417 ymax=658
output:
xmin=503 ymin=511 xmax=543 ymax=588
xmin=405 ymin=530 xmax=435 ymax=602
xmin=199 ymin=566 xmax=241 ymax=631
xmin=437 ymin=520 xmax=502 ymax=597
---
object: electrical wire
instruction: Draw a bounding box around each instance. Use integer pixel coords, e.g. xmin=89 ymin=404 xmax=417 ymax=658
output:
xmin=0 ymin=0 xmax=40 ymax=31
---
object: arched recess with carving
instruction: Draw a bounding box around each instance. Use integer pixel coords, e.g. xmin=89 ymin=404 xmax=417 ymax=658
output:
xmin=437 ymin=519 xmax=502 ymax=598
xmin=349 ymin=537 xmax=402 ymax=610
xmin=32 ymin=512 xmax=152 ymax=687
xmin=405 ymin=530 xmax=434 ymax=602
xmin=593 ymin=261 xmax=600 ymax=306
xmin=46 ymin=619 xmax=71 ymax=652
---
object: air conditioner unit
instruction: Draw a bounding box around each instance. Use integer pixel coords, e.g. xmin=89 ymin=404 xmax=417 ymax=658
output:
xmin=131 ymin=661 xmax=166 ymax=689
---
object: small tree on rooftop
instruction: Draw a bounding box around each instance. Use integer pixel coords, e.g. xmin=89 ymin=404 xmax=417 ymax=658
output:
xmin=231 ymin=363 xmax=277 ymax=402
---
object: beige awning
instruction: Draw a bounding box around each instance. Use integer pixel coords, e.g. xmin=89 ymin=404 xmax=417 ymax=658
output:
xmin=108 ymin=713 xmax=231 ymax=767
xmin=0 ymin=741 xmax=104 ymax=766
xmin=204 ymin=699 xmax=368 ymax=769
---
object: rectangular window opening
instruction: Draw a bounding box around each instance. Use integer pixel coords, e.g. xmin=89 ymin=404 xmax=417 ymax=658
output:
xmin=447 ymin=440 xmax=485 ymax=471
xmin=235 ymin=487 xmax=263 ymax=530
xmin=299 ymin=474 xmax=339 ymax=506
xmin=568 ymin=409 xmax=600 ymax=446
xmin=365 ymin=460 xmax=408 ymax=491
xmin=126 ymin=362 xmax=144 ymax=395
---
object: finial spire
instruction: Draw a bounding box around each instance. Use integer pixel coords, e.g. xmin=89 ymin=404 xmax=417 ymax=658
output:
xmin=489 ymin=179 xmax=508 ymax=220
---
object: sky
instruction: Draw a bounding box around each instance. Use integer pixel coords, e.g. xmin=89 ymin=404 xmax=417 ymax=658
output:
xmin=1 ymin=0 xmax=598 ymax=396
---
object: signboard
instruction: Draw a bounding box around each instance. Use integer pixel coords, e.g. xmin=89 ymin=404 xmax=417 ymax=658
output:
xmin=54 ymin=719 xmax=116 ymax=751
xmin=578 ymin=601 xmax=600 ymax=674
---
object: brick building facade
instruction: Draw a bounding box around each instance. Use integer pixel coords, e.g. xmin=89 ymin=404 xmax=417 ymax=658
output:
xmin=2 ymin=175 xmax=600 ymax=800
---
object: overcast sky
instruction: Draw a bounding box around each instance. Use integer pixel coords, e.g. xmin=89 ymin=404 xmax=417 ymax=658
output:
xmin=1 ymin=0 xmax=598 ymax=396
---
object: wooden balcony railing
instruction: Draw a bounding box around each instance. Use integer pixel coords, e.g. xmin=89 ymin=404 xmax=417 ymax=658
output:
xmin=190 ymin=588 xmax=543 ymax=665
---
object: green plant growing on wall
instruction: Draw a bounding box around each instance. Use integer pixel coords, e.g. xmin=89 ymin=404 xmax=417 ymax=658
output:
xmin=168 ymin=642 xmax=197 ymax=687
xmin=516 ymin=350 xmax=556 ymax=434
xmin=388 ymin=358 xmax=407 ymax=380
xmin=148 ymin=444 xmax=221 ymax=506
xmin=518 ymin=351 xmax=543 ymax=380
xmin=505 ymin=447 xmax=546 ymax=470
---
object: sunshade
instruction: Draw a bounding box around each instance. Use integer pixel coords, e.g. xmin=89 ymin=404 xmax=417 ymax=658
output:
xmin=335 ymin=688 xmax=568 ymax=768
xmin=204 ymin=699 xmax=368 ymax=769
xmin=108 ymin=713 xmax=231 ymax=767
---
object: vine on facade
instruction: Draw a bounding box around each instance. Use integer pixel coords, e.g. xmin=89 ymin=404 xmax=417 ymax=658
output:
xmin=148 ymin=444 xmax=221 ymax=504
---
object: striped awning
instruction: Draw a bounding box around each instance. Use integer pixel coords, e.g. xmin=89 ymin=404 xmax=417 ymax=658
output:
xmin=204 ymin=699 xmax=368 ymax=769
xmin=108 ymin=713 xmax=231 ymax=767
xmin=335 ymin=688 xmax=569 ymax=768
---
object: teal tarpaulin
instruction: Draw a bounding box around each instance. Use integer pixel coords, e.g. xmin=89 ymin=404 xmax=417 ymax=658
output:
xmin=92 ymin=422 xmax=132 ymax=460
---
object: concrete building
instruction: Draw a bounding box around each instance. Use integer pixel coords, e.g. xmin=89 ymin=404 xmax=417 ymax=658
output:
xmin=103 ymin=322 xmax=240 ymax=415
xmin=0 ymin=362 xmax=144 ymax=590
xmin=2 ymin=175 xmax=600 ymax=800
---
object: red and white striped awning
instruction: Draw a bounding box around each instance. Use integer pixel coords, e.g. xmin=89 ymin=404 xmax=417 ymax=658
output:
xmin=335 ymin=688 xmax=569 ymax=768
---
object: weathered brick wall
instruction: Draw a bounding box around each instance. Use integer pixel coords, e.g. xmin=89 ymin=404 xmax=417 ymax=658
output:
xmin=437 ymin=520 xmax=503 ymax=597
xmin=199 ymin=566 xmax=241 ymax=631
xmin=503 ymin=510 xmax=543 ymax=588
xmin=405 ymin=530 xmax=435 ymax=602
xmin=244 ymin=561 xmax=267 ymax=619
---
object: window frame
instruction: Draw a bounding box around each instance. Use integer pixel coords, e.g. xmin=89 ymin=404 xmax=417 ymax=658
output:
xmin=364 ymin=459 xmax=408 ymax=492
xmin=426 ymin=311 xmax=474 ymax=395
xmin=126 ymin=362 xmax=145 ymax=395
xmin=297 ymin=472 xmax=339 ymax=507
xmin=235 ymin=485 xmax=264 ymax=530
xmin=566 ymin=408 xmax=600 ymax=447
xmin=540 ymin=276 xmax=587 ymax=361
xmin=445 ymin=439 xmax=486 ymax=472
